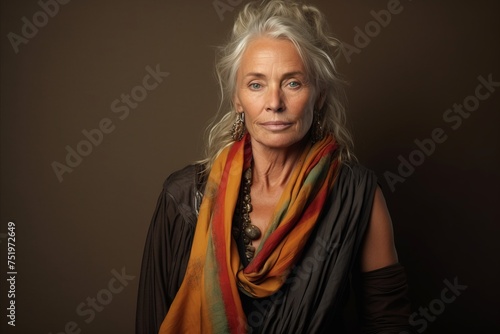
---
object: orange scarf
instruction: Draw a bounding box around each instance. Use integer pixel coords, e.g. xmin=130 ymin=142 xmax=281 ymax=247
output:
xmin=159 ymin=134 xmax=339 ymax=333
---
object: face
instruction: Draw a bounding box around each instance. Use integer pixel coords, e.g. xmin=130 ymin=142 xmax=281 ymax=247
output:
xmin=234 ymin=37 xmax=318 ymax=151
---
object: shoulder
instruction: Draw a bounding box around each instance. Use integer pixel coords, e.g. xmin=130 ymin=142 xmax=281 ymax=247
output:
xmin=163 ymin=164 xmax=200 ymax=191
xmin=335 ymin=162 xmax=378 ymax=192
xmin=161 ymin=163 xmax=205 ymax=216
xmin=163 ymin=163 xmax=205 ymax=192
xmin=327 ymin=162 xmax=380 ymax=226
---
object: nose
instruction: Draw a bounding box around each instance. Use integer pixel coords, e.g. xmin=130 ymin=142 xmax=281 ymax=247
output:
xmin=265 ymin=85 xmax=285 ymax=112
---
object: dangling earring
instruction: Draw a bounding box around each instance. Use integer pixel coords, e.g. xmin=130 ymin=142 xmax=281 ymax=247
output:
xmin=311 ymin=109 xmax=324 ymax=144
xmin=231 ymin=112 xmax=245 ymax=141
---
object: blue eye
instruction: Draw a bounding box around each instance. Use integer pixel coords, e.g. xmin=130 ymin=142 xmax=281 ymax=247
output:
xmin=249 ymin=83 xmax=262 ymax=90
xmin=288 ymin=81 xmax=300 ymax=88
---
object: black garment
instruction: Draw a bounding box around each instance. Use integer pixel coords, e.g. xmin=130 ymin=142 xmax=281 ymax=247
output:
xmin=136 ymin=163 xmax=411 ymax=333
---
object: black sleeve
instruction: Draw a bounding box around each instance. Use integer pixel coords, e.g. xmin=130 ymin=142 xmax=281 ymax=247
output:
xmin=353 ymin=263 xmax=413 ymax=334
xmin=135 ymin=168 xmax=198 ymax=334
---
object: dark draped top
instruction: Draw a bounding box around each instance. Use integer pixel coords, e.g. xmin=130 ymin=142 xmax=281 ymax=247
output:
xmin=136 ymin=163 xmax=411 ymax=333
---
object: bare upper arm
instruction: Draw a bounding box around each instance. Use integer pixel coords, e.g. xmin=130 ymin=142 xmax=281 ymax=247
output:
xmin=359 ymin=186 xmax=399 ymax=272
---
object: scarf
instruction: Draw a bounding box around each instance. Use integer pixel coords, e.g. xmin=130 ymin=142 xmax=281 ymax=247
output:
xmin=159 ymin=134 xmax=339 ymax=334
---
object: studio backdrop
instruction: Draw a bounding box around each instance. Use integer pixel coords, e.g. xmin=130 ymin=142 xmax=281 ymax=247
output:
xmin=1 ymin=0 xmax=499 ymax=333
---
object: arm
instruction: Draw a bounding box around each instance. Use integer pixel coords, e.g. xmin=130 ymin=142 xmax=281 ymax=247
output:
xmin=360 ymin=186 xmax=398 ymax=272
xmin=354 ymin=186 xmax=412 ymax=333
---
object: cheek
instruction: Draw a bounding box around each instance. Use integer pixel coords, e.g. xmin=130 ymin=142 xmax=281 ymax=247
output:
xmin=236 ymin=91 xmax=258 ymax=113
xmin=298 ymin=98 xmax=314 ymax=126
xmin=303 ymin=111 xmax=314 ymax=131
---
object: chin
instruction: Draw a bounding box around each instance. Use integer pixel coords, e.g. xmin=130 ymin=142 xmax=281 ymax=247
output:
xmin=253 ymin=135 xmax=308 ymax=151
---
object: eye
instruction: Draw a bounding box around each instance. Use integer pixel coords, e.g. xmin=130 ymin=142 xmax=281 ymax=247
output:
xmin=249 ymin=82 xmax=262 ymax=90
xmin=287 ymin=81 xmax=301 ymax=89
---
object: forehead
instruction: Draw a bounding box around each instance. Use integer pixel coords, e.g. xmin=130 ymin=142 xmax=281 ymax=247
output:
xmin=239 ymin=37 xmax=306 ymax=74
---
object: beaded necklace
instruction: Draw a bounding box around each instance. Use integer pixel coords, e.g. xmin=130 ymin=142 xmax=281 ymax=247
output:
xmin=239 ymin=167 xmax=262 ymax=261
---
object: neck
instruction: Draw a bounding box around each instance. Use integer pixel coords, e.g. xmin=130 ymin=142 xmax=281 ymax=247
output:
xmin=250 ymin=140 xmax=307 ymax=192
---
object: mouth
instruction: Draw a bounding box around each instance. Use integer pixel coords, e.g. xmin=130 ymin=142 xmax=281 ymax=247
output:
xmin=260 ymin=121 xmax=293 ymax=131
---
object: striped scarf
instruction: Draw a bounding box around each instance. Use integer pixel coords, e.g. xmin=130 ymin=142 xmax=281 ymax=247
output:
xmin=159 ymin=134 xmax=339 ymax=333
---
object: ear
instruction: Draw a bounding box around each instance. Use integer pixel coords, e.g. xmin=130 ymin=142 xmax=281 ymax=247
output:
xmin=315 ymin=90 xmax=326 ymax=110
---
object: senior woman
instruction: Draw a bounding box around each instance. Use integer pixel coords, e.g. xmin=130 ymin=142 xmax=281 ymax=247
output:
xmin=136 ymin=1 xmax=411 ymax=333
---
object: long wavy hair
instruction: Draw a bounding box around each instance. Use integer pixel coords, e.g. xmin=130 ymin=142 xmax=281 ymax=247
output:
xmin=199 ymin=0 xmax=355 ymax=173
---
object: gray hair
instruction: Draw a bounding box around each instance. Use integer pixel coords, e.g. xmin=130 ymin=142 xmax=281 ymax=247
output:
xmin=199 ymin=0 xmax=355 ymax=173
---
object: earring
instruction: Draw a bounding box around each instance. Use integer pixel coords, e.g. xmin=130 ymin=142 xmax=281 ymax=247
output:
xmin=311 ymin=110 xmax=324 ymax=144
xmin=231 ymin=112 xmax=245 ymax=141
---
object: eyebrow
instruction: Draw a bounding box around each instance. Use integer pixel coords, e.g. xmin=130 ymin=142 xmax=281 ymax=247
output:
xmin=243 ymin=71 xmax=306 ymax=79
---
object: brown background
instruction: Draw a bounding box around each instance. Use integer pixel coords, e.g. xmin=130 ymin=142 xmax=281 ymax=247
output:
xmin=1 ymin=0 xmax=499 ymax=333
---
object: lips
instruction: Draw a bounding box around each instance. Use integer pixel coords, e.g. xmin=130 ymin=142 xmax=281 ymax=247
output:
xmin=260 ymin=121 xmax=293 ymax=131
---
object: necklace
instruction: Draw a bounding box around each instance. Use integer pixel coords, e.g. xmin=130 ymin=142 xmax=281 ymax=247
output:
xmin=240 ymin=167 xmax=262 ymax=261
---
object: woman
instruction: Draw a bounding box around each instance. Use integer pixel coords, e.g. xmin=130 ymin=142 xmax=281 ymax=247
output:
xmin=136 ymin=1 xmax=411 ymax=333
